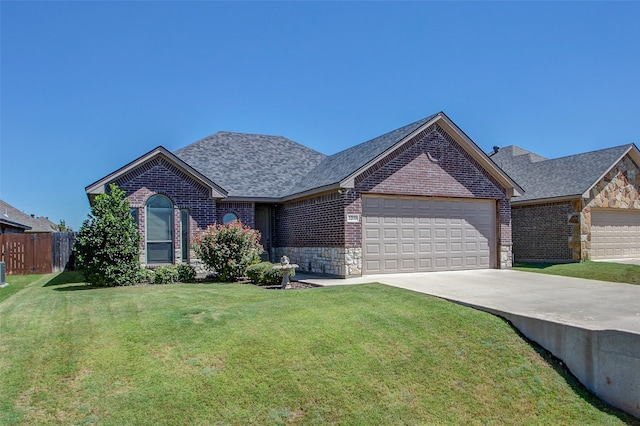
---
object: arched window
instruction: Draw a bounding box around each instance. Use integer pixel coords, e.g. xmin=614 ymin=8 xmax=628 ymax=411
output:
xmin=222 ymin=212 xmax=239 ymax=224
xmin=146 ymin=195 xmax=174 ymax=264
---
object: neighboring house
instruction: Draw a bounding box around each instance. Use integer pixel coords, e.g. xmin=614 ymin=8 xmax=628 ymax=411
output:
xmin=86 ymin=112 xmax=522 ymax=277
xmin=0 ymin=199 xmax=56 ymax=233
xmin=489 ymin=144 xmax=640 ymax=262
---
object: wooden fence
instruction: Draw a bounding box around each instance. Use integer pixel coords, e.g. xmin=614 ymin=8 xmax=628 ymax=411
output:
xmin=0 ymin=232 xmax=77 ymax=275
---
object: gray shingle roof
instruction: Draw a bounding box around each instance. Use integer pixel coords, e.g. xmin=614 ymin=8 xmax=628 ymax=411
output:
xmin=0 ymin=199 xmax=56 ymax=232
xmin=174 ymin=132 xmax=327 ymax=198
xmin=490 ymin=144 xmax=633 ymax=202
xmin=289 ymin=114 xmax=439 ymax=195
xmin=173 ymin=114 xmax=439 ymax=199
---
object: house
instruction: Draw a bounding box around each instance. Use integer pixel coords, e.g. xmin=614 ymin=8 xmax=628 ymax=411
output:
xmin=0 ymin=199 xmax=56 ymax=233
xmin=489 ymin=144 xmax=640 ymax=262
xmin=86 ymin=112 xmax=522 ymax=277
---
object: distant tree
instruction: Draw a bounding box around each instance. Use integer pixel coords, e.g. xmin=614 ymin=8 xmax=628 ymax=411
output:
xmin=74 ymin=183 xmax=140 ymax=286
xmin=52 ymin=219 xmax=73 ymax=232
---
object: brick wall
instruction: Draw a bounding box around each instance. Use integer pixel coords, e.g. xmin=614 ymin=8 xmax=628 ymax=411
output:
xmin=114 ymin=157 xmax=218 ymax=263
xmin=512 ymin=201 xmax=575 ymax=262
xmin=216 ymin=202 xmax=255 ymax=227
xmin=350 ymin=124 xmax=512 ymax=258
xmin=278 ymin=123 xmax=513 ymax=273
xmin=275 ymin=192 xmax=344 ymax=247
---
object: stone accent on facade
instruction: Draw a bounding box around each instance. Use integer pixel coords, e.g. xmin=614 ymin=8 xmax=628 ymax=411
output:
xmin=581 ymin=154 xmax=640 ymax=260
xmin=274 ymin=246 xmax=362 ymax=277
xmin=500 ymin=244 xmax=513 ymax=269
xmin=514 ymin=154 xmax=640 ymax=262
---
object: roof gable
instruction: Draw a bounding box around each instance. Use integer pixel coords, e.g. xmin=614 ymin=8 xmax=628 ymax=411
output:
xmin=85 ymin=146 xmax=227 ymax=199
xmin=289 ymin=115 xmax=438 ymax=196
xmin=287 ymin=112 xmax=522 ymax=199
xmin=492 ymin=144 xmax=639 ymax=203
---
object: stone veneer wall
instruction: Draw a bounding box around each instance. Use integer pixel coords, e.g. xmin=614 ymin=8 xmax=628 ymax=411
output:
xmin=273 ymin=247 xmax=362 ymax=277
xmin=512 ymin=201 xmax=577 ymax=262
xmin=581 ymin=154 xmax=640 ymax=260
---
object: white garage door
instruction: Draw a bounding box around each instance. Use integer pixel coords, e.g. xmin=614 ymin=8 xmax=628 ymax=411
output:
xmin=362 ymin=197 xmax=496 ymax=274
xmin=591 ymin=210 xmax=640 ymax=259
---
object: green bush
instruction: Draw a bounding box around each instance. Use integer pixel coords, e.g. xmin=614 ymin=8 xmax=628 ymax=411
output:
xmin=74 ymin=183 xmax=140 ymax=287
xmin=138 ymin=267 xmax=155 ymax=284
xmin=176 ymin=264 xmax=196 ymax=283
xmin=193 ymin=222 xmax=263 ymax=282
xmin=153 ymin=265 xmax=179 ymax=285
xmin=246 ymin=262 xmax=294 ymax=286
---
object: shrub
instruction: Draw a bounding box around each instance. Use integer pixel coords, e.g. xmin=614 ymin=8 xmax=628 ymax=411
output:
xmin=153 ymin=265 xmax=179 ymax=285
xmin=138 ymin=267 xmax=155 ymax=284
xmin=193 ymin=222 xmax=263 ymax=282
xmin=247 ymin=261 xmax=295 ymax=286
xmin=74 ymin=184 xmax=140 ymax=287
xmin=176 ymin=264 xmax=196 ymax=283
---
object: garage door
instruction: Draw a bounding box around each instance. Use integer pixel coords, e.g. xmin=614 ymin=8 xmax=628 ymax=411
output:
xmin=591 ymin=210 xmax=640 ymax=259
xmin=362 ymin=197 xmax=496 ymax=274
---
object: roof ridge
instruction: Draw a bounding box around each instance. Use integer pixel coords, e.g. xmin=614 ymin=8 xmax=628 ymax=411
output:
xmin=543 ymin=143 xmax=633 ymax=162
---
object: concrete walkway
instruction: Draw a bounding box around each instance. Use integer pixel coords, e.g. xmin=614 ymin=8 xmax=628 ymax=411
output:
xmin=297 ymin=269 xmax=640 ymax=418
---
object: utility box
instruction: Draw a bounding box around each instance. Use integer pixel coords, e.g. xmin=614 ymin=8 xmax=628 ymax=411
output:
xmin=0 ymin=261 xmax=6 ymax=287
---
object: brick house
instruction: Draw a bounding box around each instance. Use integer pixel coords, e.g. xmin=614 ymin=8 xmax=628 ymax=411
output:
xmin=490 ymin=144 xmax=640 ymax=262
xmin=86 ymin=112 xmax=522 ymax=277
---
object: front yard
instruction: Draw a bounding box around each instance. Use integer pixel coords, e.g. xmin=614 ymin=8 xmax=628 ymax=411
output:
xmin=0 ymin=273 xmax=637 ymax=425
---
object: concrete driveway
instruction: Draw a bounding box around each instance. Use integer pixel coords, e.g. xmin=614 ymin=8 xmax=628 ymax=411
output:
xmin=298 ymin=269 xmax=640 ymax=418
xmin=299 ymin=269 xmax=640 ymax=333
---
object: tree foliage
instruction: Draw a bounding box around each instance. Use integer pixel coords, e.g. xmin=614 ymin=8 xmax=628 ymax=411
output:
xmin=193 ymin=222 xmax=263 ymax=282
xmin=52 ymin=219 xmax=74 ymax=232
xmin=74 ymin=184 xmax=140 ymax=286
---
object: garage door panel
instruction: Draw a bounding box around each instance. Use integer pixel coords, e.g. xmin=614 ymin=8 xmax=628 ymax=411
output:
xmin=384 ymin=243 xmax=398 ymax=254
xmin=384 ymin=228 xmax=397 ymax=239
xmin=418 ymin=243 xmax=431 ymax=253
xmin=592 ymin=210 xmax=640 ymax=260
xmin=365 ymin=228 xmax=379 ymax=239
xmin=402 ymin=243 xmax=415 ymax=254
xmin=363 ymin=197 xmax=496 ymax=274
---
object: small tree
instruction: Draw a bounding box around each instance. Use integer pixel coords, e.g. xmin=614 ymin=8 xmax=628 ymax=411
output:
xmin=52 ymin=219 xmax=73 ymax=232
xmin=74 ymin=183 xmax=140 ymax=286
xmin=193 ymin=222 xmax=263 ymax=282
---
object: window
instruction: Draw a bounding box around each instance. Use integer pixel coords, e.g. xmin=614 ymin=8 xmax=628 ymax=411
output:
xmin=181 ymin=209 xmax=189 ymax=263
xmin=130 ymin=208 xmax=139 ymax=230
xmin=146 ymin=195 xmax=173 ymax=264
xmin=222 ymin=212 xmax=239 ymax=224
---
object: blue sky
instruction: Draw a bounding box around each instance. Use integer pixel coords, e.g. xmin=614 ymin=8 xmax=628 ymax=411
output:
xmin=1 ymin=1 xmax=639 ymax=230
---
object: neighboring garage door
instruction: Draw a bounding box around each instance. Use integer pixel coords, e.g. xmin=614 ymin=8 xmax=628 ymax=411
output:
xmin=362 ymin=196 xmax=496 ymax=274
xmin=591 ymin=209 xmax=640 ymax=259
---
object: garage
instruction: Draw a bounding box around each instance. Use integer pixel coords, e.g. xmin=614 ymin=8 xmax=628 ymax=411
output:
xmin=591 ymin=209 xmax=640 ymax=259
xmin=362 ymin=196 xmax=496 ymax=274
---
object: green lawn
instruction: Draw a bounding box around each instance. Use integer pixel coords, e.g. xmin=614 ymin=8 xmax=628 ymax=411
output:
xmin=1 ymin=273 xmax=637 ymax=425
xmin=514 ymin=260 xmax=640 ymax=285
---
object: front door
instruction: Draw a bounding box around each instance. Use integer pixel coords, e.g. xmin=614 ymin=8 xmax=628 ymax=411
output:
xmin=255 ymin=204 xmax=272 ymax=261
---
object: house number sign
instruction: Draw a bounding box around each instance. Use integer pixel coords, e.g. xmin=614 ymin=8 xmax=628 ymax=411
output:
xmin=347 ymin=214 xmax=361 ymax=223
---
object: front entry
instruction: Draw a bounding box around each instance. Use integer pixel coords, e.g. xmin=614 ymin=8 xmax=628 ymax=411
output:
xmin=255 ymin=204 xmax=272 ymax=261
